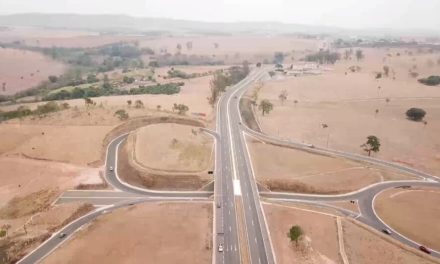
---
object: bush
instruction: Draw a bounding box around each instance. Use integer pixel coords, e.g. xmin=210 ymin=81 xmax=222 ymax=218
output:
xmin=34 ymin=102 xmax=60 ymax=116
xmin=123 ymin=76 xmax=135 ymax=84
xmin=87 ymin=74 xmax=99 ymax=83
xmin=48 ymin=75 xmax=58 ymax=83
xmin=418 ymin=76 xmax=440 ymax=86
xmin=114 ymin=109 xmax=129 ymax=120
xmin=130 ymin=83 xmax=181 ymax=95
xmin=0 ymin=230 xmax=6 ymax=237
xmin=406 ymin=108 xmax=426 ymax=121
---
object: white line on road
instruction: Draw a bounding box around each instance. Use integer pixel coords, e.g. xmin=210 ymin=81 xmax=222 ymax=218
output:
xmin=233 ymin=180 xmax=242 ymax=196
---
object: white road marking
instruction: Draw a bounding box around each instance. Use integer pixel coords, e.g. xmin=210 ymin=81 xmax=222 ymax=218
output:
xmin=233 ymin=180 xmax=242 ymax=196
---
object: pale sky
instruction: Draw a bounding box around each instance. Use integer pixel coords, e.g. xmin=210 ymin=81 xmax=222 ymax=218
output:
xmin=1 ymin=0 xmax=439 ymax=30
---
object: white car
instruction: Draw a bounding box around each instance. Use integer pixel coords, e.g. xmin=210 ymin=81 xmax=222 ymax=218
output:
xmin=109 ymin=166 xmax=113 ymax=171
xmin=218 ymin=243 xmax=224 ymax=252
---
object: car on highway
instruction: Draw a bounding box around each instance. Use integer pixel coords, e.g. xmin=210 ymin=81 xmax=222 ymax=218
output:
xmin=218 ymin=243 xmax=224 ymax=252
xmin=216 ymin=202 xmax=221 ymax=208
xmin=58 ymin=232 xmax=67 ymax=239
xmin=419 ymin=245 xmax=431 ymax=254
xmin=382 ymin=229 xmax=392 ymax=235
xmin=109 ymin=166 xmax=113 ymax=171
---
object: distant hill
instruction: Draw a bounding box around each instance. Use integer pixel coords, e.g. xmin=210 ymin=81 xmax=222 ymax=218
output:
xmin=0 ymin=13 xmax=437 ymax=37
xmin=0 ymin=13 xmax=342 ymax=35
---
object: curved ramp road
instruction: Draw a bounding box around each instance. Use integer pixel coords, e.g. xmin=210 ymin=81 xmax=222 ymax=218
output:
xmin=105 ymin=133 xmax=213 ymax=198
xmin=18 ymin=66 xmax=440 ymax=264
xmin=18 ymin=198 xmax=209 ymax=264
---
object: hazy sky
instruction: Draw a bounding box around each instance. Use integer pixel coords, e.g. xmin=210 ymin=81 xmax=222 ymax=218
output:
xmin=1 ymin=0 xmax=439 ymax=30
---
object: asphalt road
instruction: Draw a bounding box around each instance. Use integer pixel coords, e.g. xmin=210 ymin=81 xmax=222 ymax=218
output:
xmin=18 ymin=66 xmax=440 ymax=263
xmin=18 ymin=131 xmax=214 ymax=263
xmin=242 ymin=104 xmax=440 ymax=258
xmin=263 ymin=181 xmax=440 ymax=258
xmin=17 ymin=198 xmax=156 ymax=264
xmin=214 ymin=68 xmax=275 ymax=264
xmin=105 ymin=133 xmax=213 ymax=198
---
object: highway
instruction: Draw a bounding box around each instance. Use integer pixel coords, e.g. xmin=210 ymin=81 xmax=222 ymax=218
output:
xmin=18 ymin=132 xmax=214 ymax=263
xmin=18 ymin=65 xmax=440 ymax=263
xmin=214 ymin=68 xmax=275 ymax=264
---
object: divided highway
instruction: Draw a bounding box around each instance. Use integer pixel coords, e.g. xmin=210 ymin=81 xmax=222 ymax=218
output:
xmin=18 ymin=65 xmax=440 ymax=264
xmin=214 ymin=68 xmax=275 ymax=264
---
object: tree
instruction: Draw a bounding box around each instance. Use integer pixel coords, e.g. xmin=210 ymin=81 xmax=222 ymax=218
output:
xmin=361 ymin=136 xmax=381 ymax=156
xmin=344 ymin=49 xmax=353 ymax=60
xmin=173 ymin=103 xmax=189 ymax=115
xmin=156 ymin=105 xmax=161 ymax=111
xmin=1 ymin=82 xmax=5 ymax=92
xmin=48 ymin=75 xmax=58 ymax=83
xmin=278 ymin=90 xmax=288 ymax=104
xmin=186 ymin=41 xmax=193 ymax=51
xmin=123 ymin=76 xmax=135 ymax=84
xmin=418 ymin=76 xmax=440 ymax=86
xmin=87 ymin=74 xmax=99 ymax=83
xmin=273 ymin=52 xmax=285 ymax=64
xmin=176 ymin=43 xmax=182 ymax=52
xmin=134 ymin=100 xmax=144 ymax=108
xmin=84 ymin=97 xmax=95 ymax=107
xmin=288 ymin=225 xmax=303 ymax=246
xmin=259 ymin=99 xmax=273 ymax=116
xmin=383 ymin=66 xmax=390 ymax=77
xmin=406 ymin=108 xmax=426 ymax=121
xmin=114 ymin=109 xmax=129 ymax=120
xmin=127 ymin=100 xmax=132 ymax=107
xmin=256 ymin=62 xmax=262 ymax=67
xmin=356 ymin=49 xmax=364 ymax=61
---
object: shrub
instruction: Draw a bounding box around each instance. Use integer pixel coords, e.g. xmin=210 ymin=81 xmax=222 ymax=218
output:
xmin=114 ymin=109 xmax=129 ymax=120
xmin=48 ymin=75 xmax=58 ymax=83
xmin=0 ymin=230 xmax=6 ymax=237
xmin=418 ymin=76 xmax=440 ymax=86
xmin=123 ymin=76 xmax=135 ymax=84
xmin=406 ymin=108 xmax=426 ymax=121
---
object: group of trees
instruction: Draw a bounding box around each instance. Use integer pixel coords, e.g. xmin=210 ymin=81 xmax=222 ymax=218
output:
xmin=44 ymin=82 xmax=182 ymax=101
xmin=0 ymin=101 xmax=69 ymax=122
xmin=305 ymin=50 xmax=341 ymax=64
xmin=208 ymin=63 xmax=250 ymax=105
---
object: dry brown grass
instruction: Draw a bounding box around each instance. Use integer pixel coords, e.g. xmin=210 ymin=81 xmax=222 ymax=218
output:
xmin=0 ymin=189 xmax=59 ymax=219
xmin=118 ymin=140 xmax=211 ymax=191
xmin=342 ymin=219 xmax=438 ymax=264
xmin=248 ymin=140 xmax=414 ymax=194
xmin=375 ymin=187 xmax=440 ymax=251
xmin=134 ymin=123 xmax=213 ymax=172
xmin=43 ymin=202 xmax=213 ymax=264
